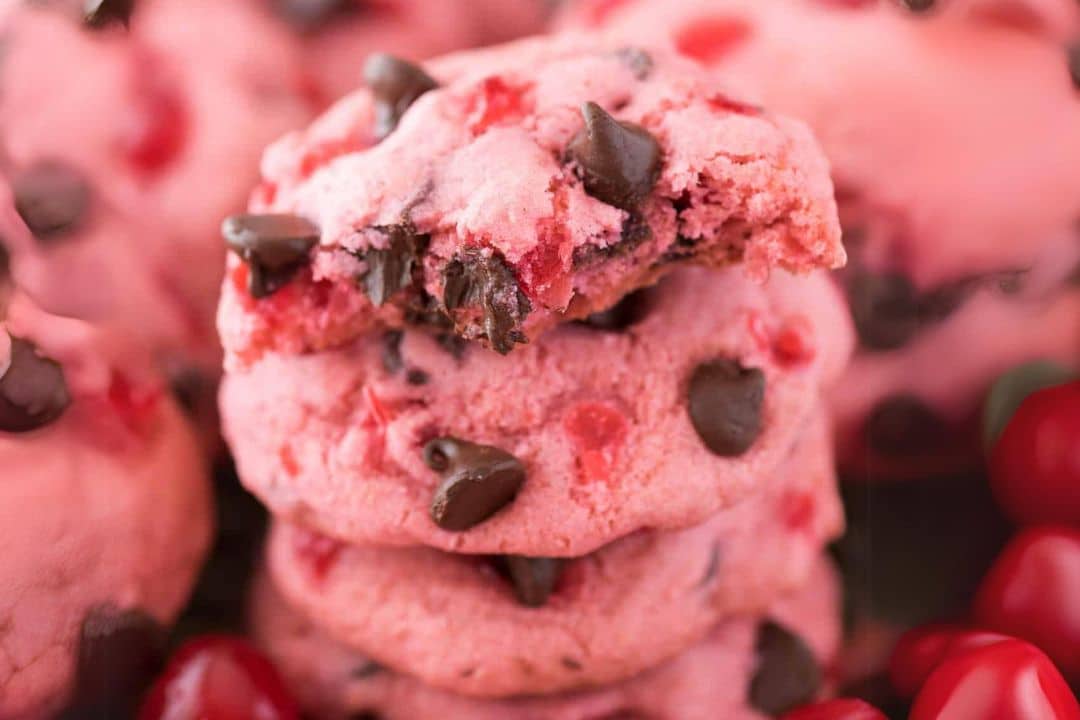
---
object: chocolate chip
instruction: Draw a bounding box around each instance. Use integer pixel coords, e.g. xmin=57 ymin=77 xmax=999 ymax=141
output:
xmin=83 ymin=0 xmax=135 ymax=28
xmin=364 ymin=53 xmax=438 ymax=138
xmin=442 ymin=251 xmax=531 ymax=354
xmin=403 ymin=294 xmax=454 ymax=330
xmin=846 ymin=271 xmax=921 ymax=351
xmin=0 ymin=335 xmax=70 ymax=433
xmin=13 ymin=161 xmax=90 ymax=240
xmin=578 ymin=288 xmax=651 ymax=331
xmin=360 ymin=225 xmax=425 ymax=306
xmin=271 ymin=0 xmax=354 ymax=32
xmin=61 ymin=606 xmax=166 ymax=719
xmin=698 ymin=542 xmax=721 ymax=588
xmin=562 ymin=657 xmax=583 ymax=671
xmin=615 ymin=47 xmax=653 ymax=80
xmin=406 ymin=368 xmax=429 ymax=385
xmin=0 ymin=238 xmax=9 ymax=280
xmin=687 ymin=359 xmax=765 ymax=456
xmin=567 ymin=102 xmax=661 ymax=212
xmin=573 ymin=213 xmax=652 ymax=268
xmin=381 ymin=330 xmax=405 ymax=373
xmin=495 ymin=556 xmax=563 ymax=607
xmin=424 ymin=437 xmax=526 ymax=531
xmin=897 ymin=0 xmax=935 ymax=11
xmin=1069 ymin=41 xmax=1080 ymax=91
xmin=748 ymin=621 xmax=822 ymax=716
xmin=222 ymin=213 xmax=319 ymax=298
xmin=351 ymin=660 xmax=385 ymax=679
xmin=917 ymin=275 xmax=981 ymax=325
xmin=865 ymin=394 xmax=947 ymax=457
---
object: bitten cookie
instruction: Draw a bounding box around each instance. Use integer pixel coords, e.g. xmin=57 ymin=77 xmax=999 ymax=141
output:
xmin=217 ymin=36 xmax=844 ymax=365
xmin=222 ymin=266 xmax=852 ymax=557
xmin=0 ymin=295 xmax=212 ymax=720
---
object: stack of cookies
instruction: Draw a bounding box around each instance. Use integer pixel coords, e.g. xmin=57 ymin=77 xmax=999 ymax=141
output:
xmin=219 ymin=37 xmax=854 ymax=719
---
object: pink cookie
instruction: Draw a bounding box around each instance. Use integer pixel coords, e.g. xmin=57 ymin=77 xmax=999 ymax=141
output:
xmin=217 ymin=36 xmax=844 ymax=365
xmin=222 ymin=266 xmax=853 ymax=557
xmin=560 ymin=0 xmax=1080 ymax=479
xmin=265 ymin=411 xmax=840 ymax=698
xmin=0 ymin=295 xmax=212 ymax=720
xmin=252 ymin=558 xmax=841 ymax=720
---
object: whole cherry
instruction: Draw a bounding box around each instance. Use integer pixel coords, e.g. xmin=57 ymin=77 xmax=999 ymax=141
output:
xmin=138 ymin=635 xmax=298 ymax=720
xmin=780 ymin=698 xmax=888 ymax=719
xmin=888 ymin=625 xmax=1012 ymax=698
xmin=973 ymin=526 xmax=1080 ymax=684
xmin=909 ymin=637 xmax=1080 ymax=720
xmin=989 ymin=379 xmax=1080 ymax=527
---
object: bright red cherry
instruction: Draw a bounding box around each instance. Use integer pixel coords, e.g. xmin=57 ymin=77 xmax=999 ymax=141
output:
xmin=780 ymin=698 xmax=888 ymax=719
xmin=910 ymin=638 xmax=1080 ymax=720
xmin=990 ymin=380 xmax=1080 ymax=527
xmin=138 ymin=635 xmax=298 ymax=720
xmin=973 ymin=526 xmax=1080 ymax=683
xmin=889 ymin=625 xmax=1012 ymax=698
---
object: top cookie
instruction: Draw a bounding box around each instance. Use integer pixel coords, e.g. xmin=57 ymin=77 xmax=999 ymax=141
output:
xmin=219 ymin=36 xmax=844 ymax=365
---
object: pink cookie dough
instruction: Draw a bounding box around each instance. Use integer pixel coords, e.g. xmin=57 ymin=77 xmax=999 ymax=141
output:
xmin=265 ymin=411 xmax=840 ymax=698
xmin=252 ymin=558 xmax=841 ymax=720
xmin=222 ymin=266 xmax=853 ymax=557
xmin=559 ymin=0 xmax=1080 ymax=479
xmin=0 ymin=295 xmax=212 ymax=719
xmin=217 ymin=35 xmax=844 ymax=364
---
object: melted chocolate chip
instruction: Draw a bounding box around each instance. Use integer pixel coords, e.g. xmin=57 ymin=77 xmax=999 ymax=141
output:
xmin=687 ymin=359 xmax=765 ymax=456
xmin=847 ymin=271 xmax=921 ymax=351
xmin=495 ymin=555 xmax=563 ymax=607
xmin=1070 ymin=41 xmax=1080 ymax=91
xmin=0 ymin=335 xmax=70 ymax=433
xmin=578 ymin=289 xmax=652 ymax=331
xmin=364 ymin=53 xmax=438 ymax=138
xmin=271 ymin=0 xmax=354 ymax=32
xmin=748 ymin=621 xmax=822 ymax=716
xmin=222 ymin=213 xmax=319 ymax=298
xmin=865 ymin=394 xmax=947 ymax=457
xmin=61 ymin=606 xmax=166 ymax=719
xmin=83 ymin=0 xmax=135 ymax=28
xmin=13 ymin=160 xmax=90 ymax=240
xmin=381 ymin=330 xmax=405 ymax=373
xmin=424 ymin=437 xmax=526 ymax=531
xmin=442 ymin=251 xmax=531 ymax=355
xmin=615 ymin=47 xmax=653 ymax=80
xmin=360 ymin=224 xmax=426 ymax=306
xmin=566 ymin=102 xmax=661 ymax=212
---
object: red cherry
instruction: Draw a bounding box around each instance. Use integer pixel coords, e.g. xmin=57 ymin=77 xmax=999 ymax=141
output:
xmin=973 ymin=526 xmax=1080 ymax=683
xmin=780 ymin=698 xmax=888 ymax=720
xmin=990 ymin=380 xmax=1080 ymax=527
xmin=120 ymin=80 xmax=189 ymax=175
xmin=910 ymin=638 xmax=1080 ymax=720
xmin=889 ymin=625 xmax=1012 ymax=698
xmin=673 ymin=16 xmax=753 ymax=64
xmin=138 ymin=636 xmax=298 ymax=720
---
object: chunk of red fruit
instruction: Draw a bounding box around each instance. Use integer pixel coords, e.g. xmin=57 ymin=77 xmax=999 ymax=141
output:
xmin=990 ymin=380 xmax=1080 ymax=527
xmin=889 ymin=624 xmax=1011 ymax=698
xmin=291 ymin=526 xmax=344 ymax=582
xmin=564 ymin=402 xmax=627 ymax=483
xmin=781 ymin=698 xmax=887 ymax=720
xmin=674 ymin=16 xmax=752 ymax=64
xmin=973 ymin=526 xmax=1080 ymax=684
xmin=138 ymin=636 xmax=298 ymax=720
xmin=120 ymin=81 xmax=188 ymax=174
xmin=466 ymin=76 xmax=531 ymax=134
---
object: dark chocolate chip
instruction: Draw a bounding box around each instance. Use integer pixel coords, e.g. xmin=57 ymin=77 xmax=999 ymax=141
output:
xmin=917 ymin=275 xmax=982 ymax=324
xmin=1069 ymin=41 xmax=1080 ymax=91
xmin=442 ymin=251 xmax=531 ymax=355
xmin=577 ymin=288 xmax=651 ymax=331
xmin=12 ymin=160 xmax=90 ymax=240
xmin=748 ymin=621 xmax=822 ymax=716
xmin=566 ymin=102 xmax=661 ymax=212
xmin=0 ymin=237 xmax=9 ymax=280
xmin=83 ymin=0 xmax=135 ymax=28
xmin=222 ymin=213 xmax=319 ymax=298
xmin=359 ymin=224 xmax=426 ymax=306
xmin=562 ymin=656 xmax=583 ymax=670
xmin=271 ymin=0 xmax=354 ymax=32
xmin=62 ymin=606 xmax=166 ymax=719
xmin=351 ymin=660 xmax=385 ymax=679
xmin=846 ymin=271 xmax=921 ymax=351
xmin=364 ymin=53 xmax=438 ymax=138
xmin=686 ymin=359 xmax=765 ymax=456
xmin=167 ymin=366 xmax=210 ymax=418
xmin=864 ymin=394 xmax=947 ymax=457
xmin=0 ymin=335 xmax=70 ymax=433
xmin=406 ymin=368 xmax=429 ymax=385
xmin=424 ymin=437 xmax=526 ymax=531
xmin=698 ymin=542 xmax=721 ymax=588
xmin=897 ymin=0 xmax=935 ymax=11
xmin=381 ymin=330 xmax=405 ymax=373
xmin=615 ymin=47 xmax=653 ymax=80
xmin=495 ymin=555 xmax=563 ymax=608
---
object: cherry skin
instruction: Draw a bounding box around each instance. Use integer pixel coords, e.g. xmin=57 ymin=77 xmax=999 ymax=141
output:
xmin=973 ymin=526 xmax=1080 ymax=684
xmin=138 ymin=635 xmax=298 ymax=720
xmin=889 ymin=625 xmax=1012 ymax=698
xmin=910 ymin=638 xmax=1080 ymax=720
xmin=780 ymin=698 xmax=888 ymax=719
xmin=990 ymin=380 xmax=1080 ymax=527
